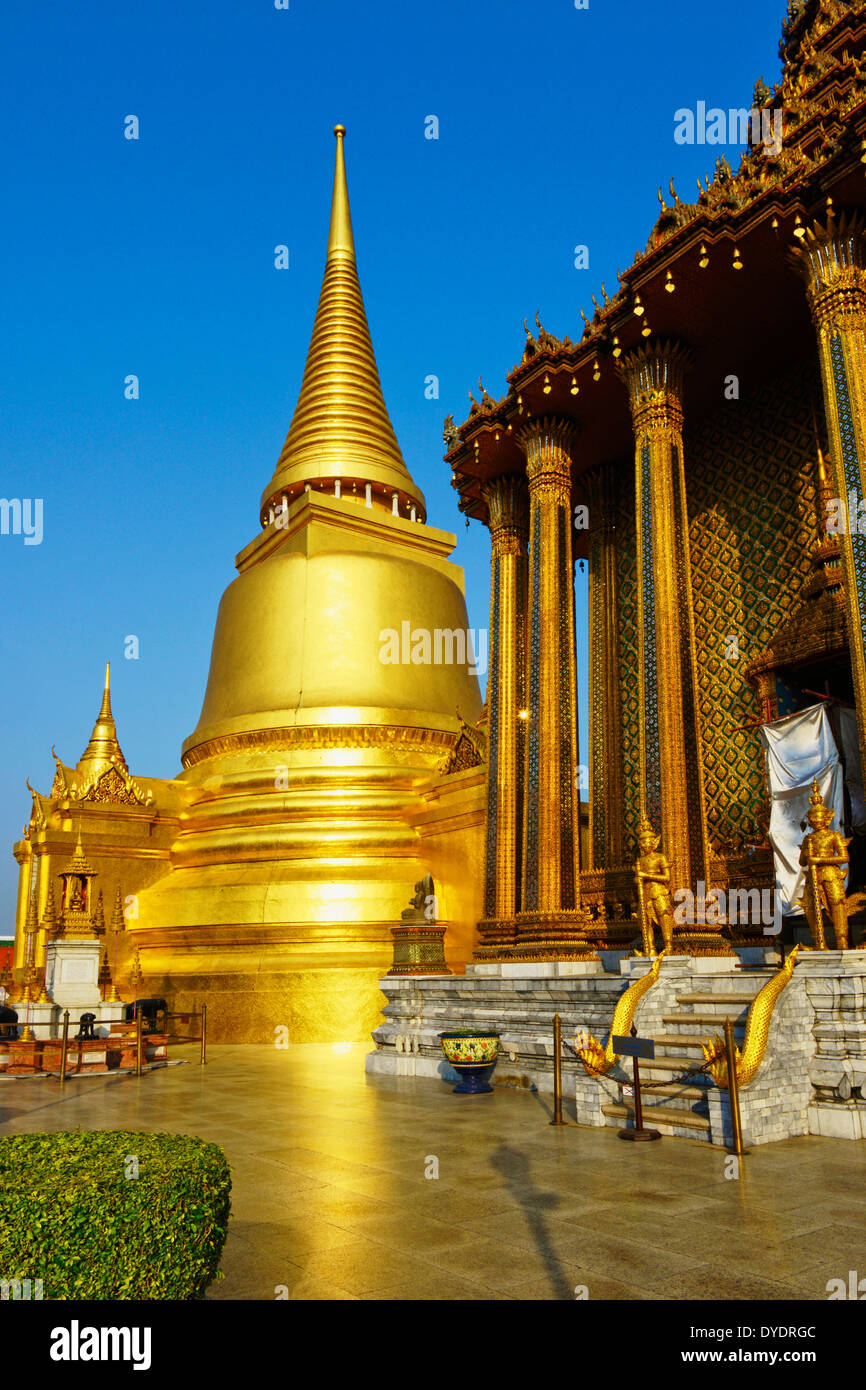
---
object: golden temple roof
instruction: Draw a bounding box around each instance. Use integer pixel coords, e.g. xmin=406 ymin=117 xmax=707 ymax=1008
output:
xmin=75 ymin=662 xmax=129 ymax=783
xmin=260 ymin=126 xmax=426 ymax=521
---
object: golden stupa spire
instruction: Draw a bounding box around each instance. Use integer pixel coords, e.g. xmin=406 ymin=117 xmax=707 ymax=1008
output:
xmin=76 ymin=662 xmax=129 ymax=781
xmin=327 ymin=124 xmax=355 ymax=261
xmin=260 ymin=125 xmax=426 ymax=522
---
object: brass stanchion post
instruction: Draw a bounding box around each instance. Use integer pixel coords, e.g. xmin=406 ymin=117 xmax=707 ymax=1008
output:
xmin=549 ymin=1013 xmax=568 ymax=1125
xmin=724 ymin=1016 xmax=745 ymax=1157
xmin=200 ymin=1003 xmax=207 ymax=1066
xmin=617 ymin=1023 xmax=661 ymax=1141
xmin=59 ymin=1010 xmax=70 ymax=1085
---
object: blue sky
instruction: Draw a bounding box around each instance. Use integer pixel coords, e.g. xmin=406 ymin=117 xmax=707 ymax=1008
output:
xmin=0 ymin=0 xmax=787 ymax=924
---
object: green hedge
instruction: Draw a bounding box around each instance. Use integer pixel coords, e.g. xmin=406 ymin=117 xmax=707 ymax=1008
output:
xmin=0 ymin=1130 xmax=231 ymax=1300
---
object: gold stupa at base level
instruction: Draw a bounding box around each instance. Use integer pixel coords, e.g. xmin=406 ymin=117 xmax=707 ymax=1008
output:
xmin=11 ymin=127 xmax=484 ymax=1043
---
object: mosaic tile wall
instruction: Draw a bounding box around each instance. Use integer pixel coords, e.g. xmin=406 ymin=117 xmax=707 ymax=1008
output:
xmin=614 ymin=358 xmax=824 ymax=859
xmin=684 ymin=358 xmax=822 ymax=851
xmin=616 ymin=471 xmax=641 ymax=858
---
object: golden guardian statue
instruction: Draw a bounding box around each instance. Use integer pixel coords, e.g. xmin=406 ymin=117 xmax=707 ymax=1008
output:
xmin=798 ymin=780 xmax=850 ymax=950
xmin=634 ymin=816 xmax=676 ymax=955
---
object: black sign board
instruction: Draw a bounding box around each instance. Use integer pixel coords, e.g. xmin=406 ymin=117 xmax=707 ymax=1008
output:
xmin=612 ymin=1034 xmax=655 ymax=1060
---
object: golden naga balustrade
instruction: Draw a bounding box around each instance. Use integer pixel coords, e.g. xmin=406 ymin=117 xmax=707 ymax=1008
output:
xmin=572 ymin=953 xmax=666 ymax=1076
xmin=702 ymin=947 xmax=800 ymax=1088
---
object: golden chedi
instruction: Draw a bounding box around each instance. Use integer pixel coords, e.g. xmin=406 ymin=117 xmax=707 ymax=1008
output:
xmin=133 ymin=127 xmax=482 ymax=1040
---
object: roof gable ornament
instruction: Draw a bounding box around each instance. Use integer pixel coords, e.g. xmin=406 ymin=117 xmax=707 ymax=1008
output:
xmin=40 ymin=668 xmax=153 ymax=809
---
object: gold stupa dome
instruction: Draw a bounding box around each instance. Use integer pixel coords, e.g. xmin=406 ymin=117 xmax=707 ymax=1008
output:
xmin=185 ymin=535 xmax=481 ymax=754
xmin=259 ymin=125 xmax=426 ymax=522
xmin=184 ymin=126 xmax=479 ymax=757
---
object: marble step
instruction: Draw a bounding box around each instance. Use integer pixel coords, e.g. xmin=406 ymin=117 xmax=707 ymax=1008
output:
xmin=649 ymin=1033 xmax=717 ymax=1048
xmin=620 ymin=1081 xmax=711 ymax=1112
xmin=602 ymin=1101 xmax=712 ymax=1134
xmin=635 ymin=1055 xmax=709 ymax=1077
xmin=662 ymin=1013 xmax=747 ymax=1029
xmin=637 ymin=1081 xmax=710 ymax=1100
xmin=675 ymin=991 xmax=765 ymax=1007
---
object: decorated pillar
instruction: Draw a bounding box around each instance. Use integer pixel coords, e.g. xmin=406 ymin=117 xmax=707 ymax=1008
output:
xmin=584 ymin=464 xmax=624 ymax=869
xmin=519 ymin=419 xmax=581 ymax=913
xmin=618 ymin=342 xmax=708 ymax=895
xmin=12 ymin=841 xmax=34 ymax=974
xmin=794 ymin=211 xmax=866 ymax=787
xmin=482 ymin=475 xmax=529 ymax=920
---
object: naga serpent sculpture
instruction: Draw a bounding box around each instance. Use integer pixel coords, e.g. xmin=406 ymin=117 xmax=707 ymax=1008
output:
xmin=702 ymin=945 xmax=800 ymax=1088
xmin=572 ymin=951 xmax=666 ymax=1075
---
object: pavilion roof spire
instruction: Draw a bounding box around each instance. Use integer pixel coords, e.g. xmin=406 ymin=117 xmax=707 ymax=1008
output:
xmin=76 ymin=662 xmax=129 ymax=781
xmin=259 ymin=125 xmax=426 ymax=522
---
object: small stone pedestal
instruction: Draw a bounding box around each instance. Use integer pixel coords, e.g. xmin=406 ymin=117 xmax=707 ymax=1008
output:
xmin=45 ymin=940 xmax=102 ymax=1011
xmin=387 ymin=925 xmax=451 ymax=977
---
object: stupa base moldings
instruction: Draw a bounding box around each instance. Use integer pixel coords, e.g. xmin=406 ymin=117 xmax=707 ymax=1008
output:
xmin=141 ymin=965 xmax=389 ymax=1045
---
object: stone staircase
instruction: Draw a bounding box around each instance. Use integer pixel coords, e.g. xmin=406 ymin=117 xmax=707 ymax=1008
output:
xmin=602 ymin=970 xmax=773 ymax=1140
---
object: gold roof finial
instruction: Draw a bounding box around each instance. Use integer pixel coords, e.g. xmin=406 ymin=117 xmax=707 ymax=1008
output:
xmin=260 ymin=125 xmax=426 ymax=521
xmin=327 ymin=125 xmax=353 ymax=260
xmin=76 ymin=662 xmax=129 ymax=782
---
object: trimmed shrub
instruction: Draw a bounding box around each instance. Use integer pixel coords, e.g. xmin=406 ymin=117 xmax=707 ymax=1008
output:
xmin=0 ymin=1130 xmax=231 ymax=1300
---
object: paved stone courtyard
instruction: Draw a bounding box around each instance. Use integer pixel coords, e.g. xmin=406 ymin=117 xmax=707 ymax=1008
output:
xmin=1 ymin=1044 xmax=864 ymax=1301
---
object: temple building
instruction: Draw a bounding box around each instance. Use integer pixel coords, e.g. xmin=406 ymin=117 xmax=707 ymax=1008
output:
xmin=441 ymin=0 xmax=866 ymax=958
xmin=10 ymin=127 xmax=485 ymax=1042
xmin=367 ymin=0 xmax=866 ymax=1149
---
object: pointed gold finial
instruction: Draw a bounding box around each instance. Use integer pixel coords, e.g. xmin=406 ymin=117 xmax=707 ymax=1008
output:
xmin=327 ymin=125 xmax=354 ymax=262
xmin=260 ymin=126 xmax=426 ymax=522
xmin=66 ymin=820 xmax=95 ymax=877
xmin=76 ymin=662 xmax=129 ymax=783
xmin=100 ymin=660 xmax=112 ymax=717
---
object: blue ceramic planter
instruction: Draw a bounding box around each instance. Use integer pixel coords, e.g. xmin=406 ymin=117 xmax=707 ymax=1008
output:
xmin=439 ymin=1031 xmax=501 ymax=1094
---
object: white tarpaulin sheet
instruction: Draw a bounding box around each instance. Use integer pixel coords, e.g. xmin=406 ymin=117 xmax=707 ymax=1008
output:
xmin=758 ymin=703 xmax=847 ymax=916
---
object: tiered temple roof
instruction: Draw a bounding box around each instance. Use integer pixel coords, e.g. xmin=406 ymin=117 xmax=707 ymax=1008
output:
xmin=446 ymin=0 xmax=866 ymax=525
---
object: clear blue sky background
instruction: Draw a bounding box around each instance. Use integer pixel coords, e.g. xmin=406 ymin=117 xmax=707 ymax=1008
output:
xmin=0 ymin=0 xmax=787 ymax=926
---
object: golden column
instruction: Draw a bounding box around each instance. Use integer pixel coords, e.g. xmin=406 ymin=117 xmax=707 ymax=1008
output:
xmin=519 ymin=419 xmax=581 ymax=914
xmin=793 ymin=210 xmax=866 ymax=786
xmin=482 ymin=475 xmax=529 ymax=920
xmin=584 ymin=464 xmax=624 ymax=869
xmin=618 ymin=342 xmax=708 ymax=895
